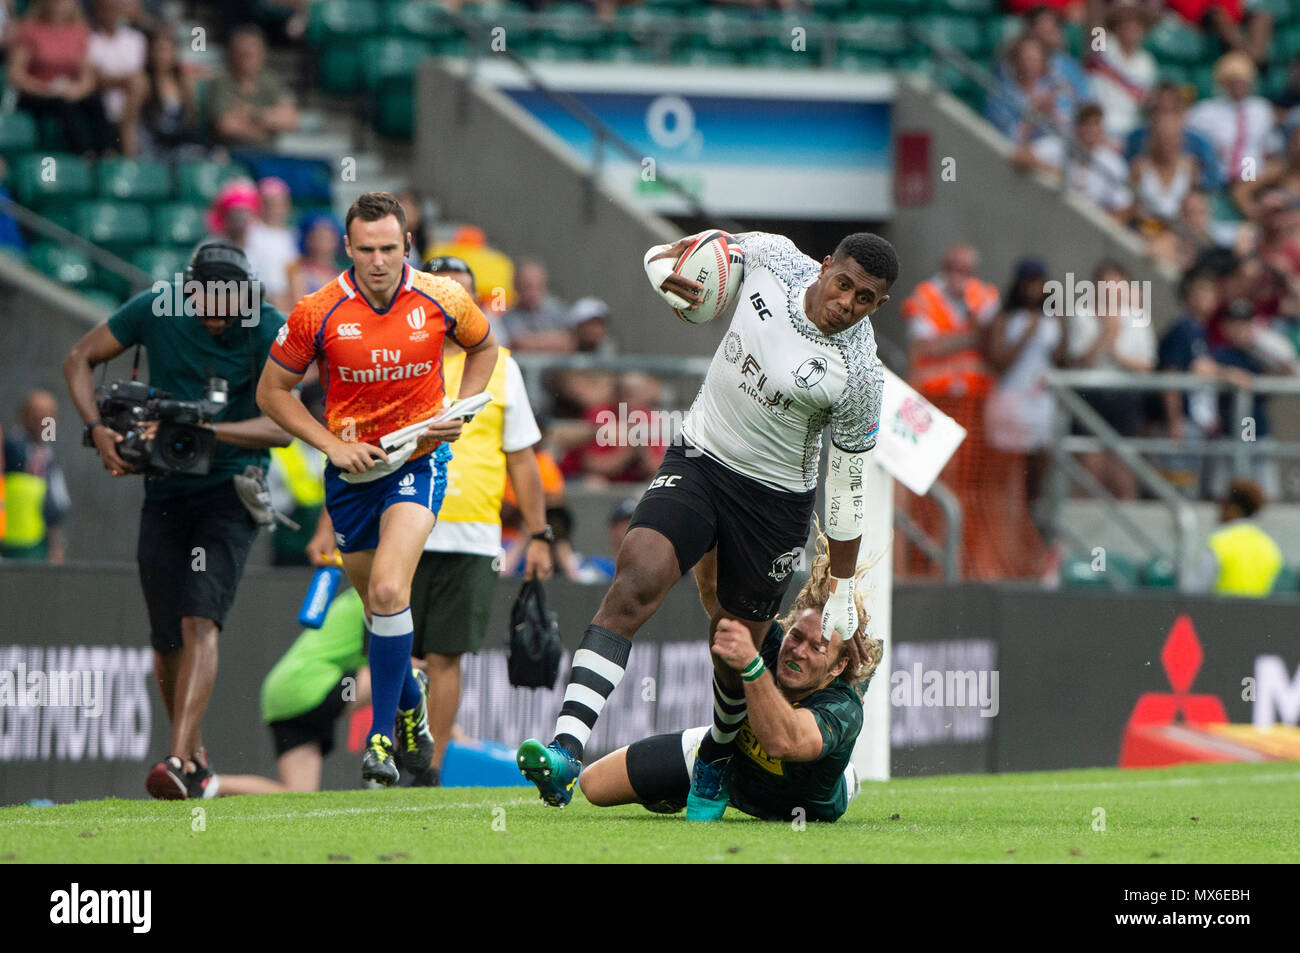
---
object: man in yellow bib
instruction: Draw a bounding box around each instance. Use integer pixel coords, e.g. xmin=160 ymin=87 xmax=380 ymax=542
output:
xmin=308 ymin=256 xmax=553 ymax=785
xmin=1189 ymin=479 xmax=1284 ymax=597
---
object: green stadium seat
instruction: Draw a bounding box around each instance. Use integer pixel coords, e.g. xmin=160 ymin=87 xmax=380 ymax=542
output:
xmin=1145 ymin=21 xmax=1204 ymax=65
xmin=130 ymin=246 xmax=190 ymax=284
xmin=357 ymin=37 xmax=437 ymax=92
xmin=385 ymin=0 xmax=455 ymax=41
xmin=1272 ymin=565 xmax=1299 ymax=595
xmin=671 ymin=46 xmax=739 ymax=67
xmin=374 ymin=87 xmax=415 ymax=140
xmin=26 ymin=241 xmax=92 ymax=288
xmin=699 ymin=8 xmax=760 ymax=51
xmin=870 ymin=0 xmax=926 ymax=13
xmin=1139 ymin=556 xmax=1177 ymax=588
xmin=544 ymin=3 xmax=611 ymax=46
xmin=72 ymin=201 xmax=151 ymax=250
xmin=175 ymin=159 xmax=248 ymax=203
xmin=306 ymin=0 xmax=382 ymax=46
xmin=1062 ymin=554 xmax=1138 ymax=589
xmin=835 ymin=50 xmax=892 ymax=72
xmin=317 ymin=40 xmax=362 ymax=95
xmin=986 ymin=15 xmax=1022 ymax=57
xmin=592 ymin=42 xmax=660 ymax=65
xmin=152 ymin=203 xmax=208 ymax=248
xmin=917 ymin=15 xmax=988 ymax=59
xmin=519 ymin=39 xmax=591 ymax=62
xmin=942 ymin=0 xmax=998 ymax=14
xmin=0 ymin=111 xmax=38 ymax=154
xmin=744 ymin=47 xmax=816 ymax=70
xmin=79 ymin=288 xmax=125 ymax=312
xmin=10 ymin=153 xmax=92 ymax=207
xmin=615 ymin=6 xmax=675 ymax=44
xmin=839 ymin=15 xmax=909 ymax=56
xmin=97 ymin=158 xmax=172 ymax=202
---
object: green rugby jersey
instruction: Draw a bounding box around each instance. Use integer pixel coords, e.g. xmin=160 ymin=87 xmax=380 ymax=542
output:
xmin=260 ymin=588 xmax=367 ymax=724
xmin=728 ymin=623 xmax=865 ymax=823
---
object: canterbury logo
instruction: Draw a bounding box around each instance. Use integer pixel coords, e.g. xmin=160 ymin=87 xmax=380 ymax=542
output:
xmin=406 ymin=306 xmax=427 ymax=331
xmin=338 ymin=323 xmax=362 ymax=338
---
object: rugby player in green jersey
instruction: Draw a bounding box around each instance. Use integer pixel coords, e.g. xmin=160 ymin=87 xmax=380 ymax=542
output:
xmin=579 ymin=535 xmax=882 ymax=822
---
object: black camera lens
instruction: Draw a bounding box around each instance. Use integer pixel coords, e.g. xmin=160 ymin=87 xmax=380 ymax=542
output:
xmin=161 ymin=428 xmax=198 ymax=465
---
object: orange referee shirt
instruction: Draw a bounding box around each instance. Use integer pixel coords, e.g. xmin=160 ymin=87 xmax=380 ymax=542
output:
xmin=270 ymin=264 xmax=491 ymax=459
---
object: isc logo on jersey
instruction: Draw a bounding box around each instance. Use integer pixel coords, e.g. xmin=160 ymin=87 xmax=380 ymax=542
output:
xmin=338 ymin=323 xmax=362 ymax=339
xmin=398 ymin=473 xmax=417 ymax=496
xmin=407 ymin=306 xmax=429 ymax=342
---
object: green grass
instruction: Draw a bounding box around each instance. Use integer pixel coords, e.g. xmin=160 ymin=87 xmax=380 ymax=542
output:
xmin=3 ymin=762 xmax=1298 ymax=863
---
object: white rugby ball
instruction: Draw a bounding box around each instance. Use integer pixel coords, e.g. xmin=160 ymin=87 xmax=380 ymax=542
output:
xmin=671 ymin=230 xmax=745 ymax=324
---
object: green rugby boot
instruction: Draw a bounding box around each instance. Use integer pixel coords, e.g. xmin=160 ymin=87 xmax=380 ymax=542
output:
xmin=394 ymin=669 xmax=435 ymax=776
xmin=685 ymin=751 xmax=730 ymax=822
xmin=362 ymin=733 xmax=399 ymax=787
xmin=517 ymin=738 xmax=581 ymax=807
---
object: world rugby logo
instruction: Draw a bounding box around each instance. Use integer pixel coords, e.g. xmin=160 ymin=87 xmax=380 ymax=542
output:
xmin=407 ymin=306 xmax=427 ymax=330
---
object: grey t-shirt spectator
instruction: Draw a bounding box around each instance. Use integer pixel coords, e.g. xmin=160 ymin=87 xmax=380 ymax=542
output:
xmin=209 ymin=70 xmax=291 ymax=143
xmin=501 ymin=296 xmax=570 ymax=345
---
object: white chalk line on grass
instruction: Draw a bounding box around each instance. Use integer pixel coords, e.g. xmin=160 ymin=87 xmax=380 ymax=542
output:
xmin=884 ymin=770 xmax=1300 ymax=797
xmin=2 ymin=796 xmax=540 ymax=828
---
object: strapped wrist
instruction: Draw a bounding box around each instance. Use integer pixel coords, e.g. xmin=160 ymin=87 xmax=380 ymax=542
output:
xmin=741 ymin=656 xmax=766 ymax=682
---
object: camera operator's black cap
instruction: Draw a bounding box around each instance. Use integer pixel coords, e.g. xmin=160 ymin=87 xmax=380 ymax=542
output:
xmin=186 ymin=239 xmax=257 ymax=283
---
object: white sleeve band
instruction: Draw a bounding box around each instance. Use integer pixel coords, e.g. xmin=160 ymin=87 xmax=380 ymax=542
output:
xmin=825 ymin=443 xmax=867 ymax=541
xmin=643 ymin=242 xmax=691 ymax=311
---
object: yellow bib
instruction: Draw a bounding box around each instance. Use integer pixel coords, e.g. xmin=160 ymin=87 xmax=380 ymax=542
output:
xmin=1208 ymin=522 xmax=1284 ymax=596
xmin=3 ymin=472 xmax=46 ymax=548
xmin=271 ymin=440 xmax=325 ymax=507
xmin=439 ymin=348 xmax=511 ymax=524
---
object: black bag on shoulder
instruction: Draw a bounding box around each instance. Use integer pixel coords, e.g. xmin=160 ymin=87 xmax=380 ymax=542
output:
xmin=507 ymin=579 xmax=562 ymax=689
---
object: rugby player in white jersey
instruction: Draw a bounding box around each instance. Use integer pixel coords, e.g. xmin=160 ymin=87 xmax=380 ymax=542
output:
xmin=518 ymin=230 xmax=897 ymax=820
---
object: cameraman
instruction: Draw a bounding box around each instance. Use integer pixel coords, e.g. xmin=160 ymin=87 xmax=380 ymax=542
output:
xmin=62 ymin=240 xmax=292 ymax=800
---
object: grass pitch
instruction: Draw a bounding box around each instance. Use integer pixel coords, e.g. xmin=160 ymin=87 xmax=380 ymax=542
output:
xmin=2 ymin=761 xmax=1297 ymax=863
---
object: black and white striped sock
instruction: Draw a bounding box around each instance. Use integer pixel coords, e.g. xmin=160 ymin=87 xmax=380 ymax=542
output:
xmin=697 ymin=675 xmax=747 ymax=764
xmin=554 ymin=624 xmax=632 ymax=760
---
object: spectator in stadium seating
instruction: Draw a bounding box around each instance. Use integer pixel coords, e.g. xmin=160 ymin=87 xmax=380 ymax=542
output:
xmin=209 ymin=23 xmax=299 ymax=147
xmin=569 ymin=296 xmax=615 ymax=355
xmin=1156 ymin=267 xmax=1222 ymax=494
xmin=1187 ymin=52 xmax=1276 ymax=186
xmin=206 ymin=177 xmax=259 ymax=252
xmin=2 ymin=389 xmax=71 ymax=563
xmin=424 ymin=224 xmax=517 ymax=319
xmin=1166 ymin=0 xmax=1274 ymax=70
xmin=1084 ymin=1 xmax=1155 ymax=141
xmin=1013 ymin=100 xmax=1134 ymax=220
xmin=286 ymin=212 xmax=342 ymax=302
xmin=559 ymin=371 xmax=666 ymax=486
xmin=1206 ymin=299 xmax=1290 ymax=499
xmin=87 ymin=0 xmax=147 ymax=156
xmin=8 ymin=0 xmax=113 ymax=156
xmin=1124 ymin=81 xmax=1223 ymax=190
xmin=1131 ymin=110 xmax=1204 ymax=234
xmin=1149 ymin=187 xmax=1254 ymax=269
xmin=1187 ymin=478 xmax=1283 ymax=596
xmin=1232 ymin=120 xmax=1300 ymax=223
xmin=986 ymin=34 xmax=1070 ymax=143
xmin=244 ymin=176 xmax=297 ymax=313
xmin=1022 ymin=4 xmax=1090 ymax=105
xmin=1067 ymin=259 xmax=1155 ymax=500
xmin=984 ymin=257 xmax=1066 ymax=577
xmin=501 ymin=259 xmax=575 ymax=352
xmin=138 ymin=24 xmax=202 ymax=161
xmin=898 ymin=244 xmax=1000 ymax=578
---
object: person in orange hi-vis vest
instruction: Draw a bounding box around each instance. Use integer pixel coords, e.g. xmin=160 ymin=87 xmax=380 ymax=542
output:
xmin=898 ymin=244 xmax=1005 ymax=580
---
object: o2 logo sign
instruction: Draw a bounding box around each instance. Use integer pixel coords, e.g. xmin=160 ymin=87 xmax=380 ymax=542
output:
xmin=646 ymin=96 xmax=703 ymax=158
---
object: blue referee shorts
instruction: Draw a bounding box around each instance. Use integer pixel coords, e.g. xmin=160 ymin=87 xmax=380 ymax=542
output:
xmin=324 ymin=442 xmax=451 ymax=553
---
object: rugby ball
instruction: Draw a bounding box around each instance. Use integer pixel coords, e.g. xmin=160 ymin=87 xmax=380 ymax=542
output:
xmin=671 ymin=230 xmax=745 ymax=324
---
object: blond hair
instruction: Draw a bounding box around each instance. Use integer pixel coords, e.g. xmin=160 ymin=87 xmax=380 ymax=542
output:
xmin=776 ymin=524 xmax=883 ymax=689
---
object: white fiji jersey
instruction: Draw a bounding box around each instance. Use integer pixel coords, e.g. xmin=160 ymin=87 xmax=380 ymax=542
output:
xmin=681 ymin=232 xmax=884 ymax=493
